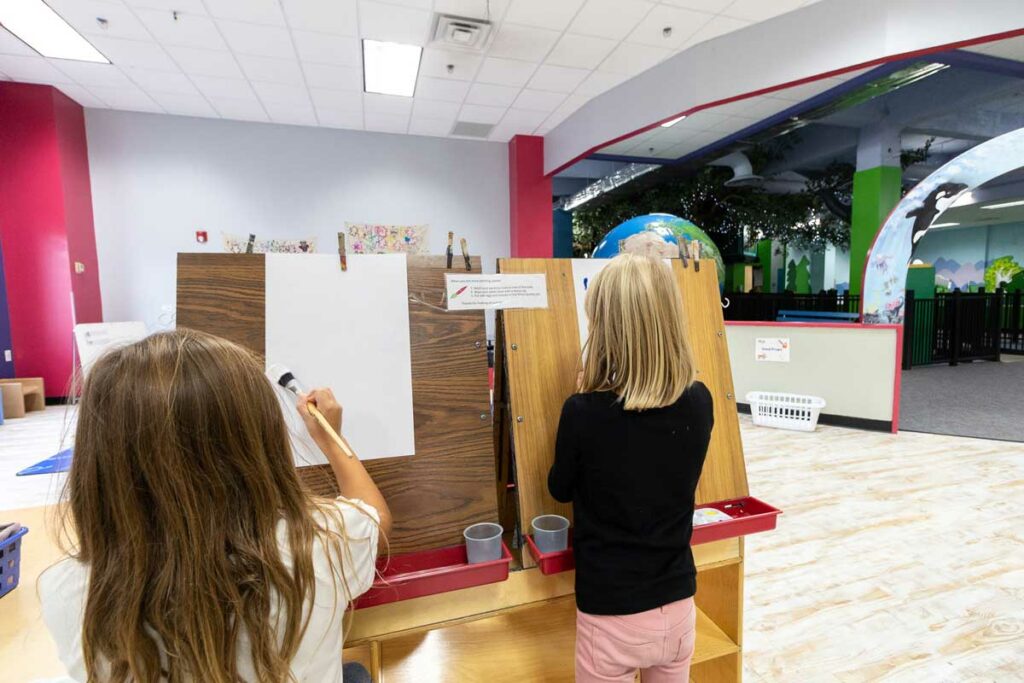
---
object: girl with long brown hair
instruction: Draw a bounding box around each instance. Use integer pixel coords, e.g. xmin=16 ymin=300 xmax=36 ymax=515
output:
xmin=40 ymin=329 xmax=392 ymax=682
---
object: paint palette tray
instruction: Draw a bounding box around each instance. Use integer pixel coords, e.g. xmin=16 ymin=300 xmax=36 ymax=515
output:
xmin=525 ymin=497 xmax=782 ymax=576
xmin=354 ymin=541 xmax=513 ymax=609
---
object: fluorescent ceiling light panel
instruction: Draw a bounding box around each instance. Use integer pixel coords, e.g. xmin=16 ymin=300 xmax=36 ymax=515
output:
xmin=363 ymin=39 xmax=421 ymax=97
xmin=980 ymin=199 xmax=1024 ymax=210
xmin=930 ymin=222 xmax=959 ymax=228
xmin=0 ymin=0 xmax=108 ymax=63
xmin=661 ymin=115 xmax=687 ymax=127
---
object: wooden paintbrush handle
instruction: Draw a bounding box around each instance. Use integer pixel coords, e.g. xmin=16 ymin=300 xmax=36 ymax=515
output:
xmin=307 ymin=402 xmax=356 ymax=458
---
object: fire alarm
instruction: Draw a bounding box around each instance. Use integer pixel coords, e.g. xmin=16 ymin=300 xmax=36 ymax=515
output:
xmin=196 ymin=230 xmax=208 ymax=244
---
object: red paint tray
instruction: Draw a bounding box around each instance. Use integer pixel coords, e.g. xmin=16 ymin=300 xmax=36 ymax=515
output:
xmin=525 ymin=496 xmax=781 ymax=576
xmin=354 ymin=541 xmax=513 ymax=609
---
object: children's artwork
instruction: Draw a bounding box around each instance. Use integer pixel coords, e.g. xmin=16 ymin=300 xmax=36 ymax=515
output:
xmin=222 ymin=233 xmax=316 ymax=254
xmin=265 ymin=253 xmax=415 ymax=462
xmin=346 ymin=223 xmax=429 ymax=254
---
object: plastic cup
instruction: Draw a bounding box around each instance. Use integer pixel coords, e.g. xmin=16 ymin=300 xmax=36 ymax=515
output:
xmin=463 ymin=522 xmax=503 ymax=564
xmin=531 ymin=515 xmax=570 ymax=553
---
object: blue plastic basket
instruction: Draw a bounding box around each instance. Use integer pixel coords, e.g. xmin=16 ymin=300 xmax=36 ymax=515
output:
xmin=0 ymin=526 xmax=29 ymax=599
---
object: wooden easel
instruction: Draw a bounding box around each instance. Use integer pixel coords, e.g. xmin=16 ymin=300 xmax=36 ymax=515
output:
xmin=494 ymin=258 xmax=750 ymax=682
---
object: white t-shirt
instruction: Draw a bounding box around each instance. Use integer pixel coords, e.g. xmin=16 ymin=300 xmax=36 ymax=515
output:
xmin=39 ymin=497 xmax=379 ymax=682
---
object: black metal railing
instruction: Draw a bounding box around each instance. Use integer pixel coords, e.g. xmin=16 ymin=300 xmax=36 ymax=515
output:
xmin=723 ymin=291 xmax=861 ymax=322
xmin=903 ymin=289 xmax=1022 ymax=368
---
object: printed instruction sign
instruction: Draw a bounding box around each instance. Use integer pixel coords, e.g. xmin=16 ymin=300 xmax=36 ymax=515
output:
xmin=445 ymin=274 xmax=548 ymax=310
xmin=755 ymin=337 xmax=790 ymax=362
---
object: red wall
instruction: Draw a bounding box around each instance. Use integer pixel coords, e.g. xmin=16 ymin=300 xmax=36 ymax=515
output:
xmin=508 ymin=135 xmax=553 ymax=258
xmin=0 ymin=83 xmax=102 ymax=397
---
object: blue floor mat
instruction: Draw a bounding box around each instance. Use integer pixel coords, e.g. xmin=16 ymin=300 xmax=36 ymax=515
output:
xmin=16 ymin=448 xmax=73 ymax=476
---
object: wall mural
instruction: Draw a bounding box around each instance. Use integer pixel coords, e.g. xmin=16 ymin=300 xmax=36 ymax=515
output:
xmin=913 ymin=222 xmax=1024 ymax=292
xmin=862 ymin=127 xmax=1024 ymax=323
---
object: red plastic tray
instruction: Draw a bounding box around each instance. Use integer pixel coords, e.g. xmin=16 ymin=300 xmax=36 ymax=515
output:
xmin=525 ymin=496 xmax=781 ymax=576
xmin=354 ymin=541 xmax=512 ymax=609
xmin=691 ymin=496 xmax=782 ymax=545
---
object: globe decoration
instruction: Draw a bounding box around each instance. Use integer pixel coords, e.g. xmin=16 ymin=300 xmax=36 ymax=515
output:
xmin=591 ymin=213 xmax=725 ymax=285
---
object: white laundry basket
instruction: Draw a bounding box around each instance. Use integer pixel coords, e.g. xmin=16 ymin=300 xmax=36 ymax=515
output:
xmin=746 ymin=392 xmax=826 ymax=432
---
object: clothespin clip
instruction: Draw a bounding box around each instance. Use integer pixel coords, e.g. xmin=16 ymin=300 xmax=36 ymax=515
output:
xmin=460 ymin=237 xmax=471 ymax=271
xmin=337 ymin=232 xmax=347 ymax=271
xmin=446 ymin=231 xmax=454 ymax=269
xmin=691 ymin=241 xmax=701 ymax=272
xmin=677 ymin=236 xmax=689 ymax=269
xmin=245 ymin=233 xmax=256 ymax=254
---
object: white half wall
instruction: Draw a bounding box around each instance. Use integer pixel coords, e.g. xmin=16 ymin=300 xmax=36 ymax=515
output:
xmin=86 ymin=109 xmax=509 ymax=334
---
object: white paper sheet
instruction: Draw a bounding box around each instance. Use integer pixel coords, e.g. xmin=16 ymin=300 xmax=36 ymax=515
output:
xmin=571 ymin=259 xmax=612 ymax=349
xmin=265 ymin=253 xmax=415 ymax=461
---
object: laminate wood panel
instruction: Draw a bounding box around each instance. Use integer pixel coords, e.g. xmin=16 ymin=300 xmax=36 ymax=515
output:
xmin=176 ymin=254 xmax=497 ymax=555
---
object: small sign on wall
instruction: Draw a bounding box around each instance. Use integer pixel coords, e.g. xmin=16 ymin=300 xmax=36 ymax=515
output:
xmin=755 ymin=337 xmax=790 ymax=362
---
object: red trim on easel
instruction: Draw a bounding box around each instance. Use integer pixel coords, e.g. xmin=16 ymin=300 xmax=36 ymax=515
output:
xmin=546 ymin=27 xmax=1024 ymax=177
xmin=724 ymin=321 xmax=903 ymax=432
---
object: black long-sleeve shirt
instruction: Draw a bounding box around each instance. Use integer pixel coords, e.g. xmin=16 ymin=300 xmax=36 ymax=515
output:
xmin=547 ymin=382 xmax=713 ymax=615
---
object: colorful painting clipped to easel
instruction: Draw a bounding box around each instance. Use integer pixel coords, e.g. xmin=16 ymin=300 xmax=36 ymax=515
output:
xmin=346 ymin=223 xmax=429 ymax=254
xmin=222 ymin=233 xmax=316 ymax=253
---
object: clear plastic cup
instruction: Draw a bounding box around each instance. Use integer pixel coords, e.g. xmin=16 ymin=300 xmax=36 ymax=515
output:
xmin=463 ymin=522 xmax=503 ymax=564
xmin=531 ymin=515 xmax=570 ymax=553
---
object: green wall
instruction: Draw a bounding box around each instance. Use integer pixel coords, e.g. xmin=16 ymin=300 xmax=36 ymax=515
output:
xmin=850 ymin=165 xmax=901 ymax=296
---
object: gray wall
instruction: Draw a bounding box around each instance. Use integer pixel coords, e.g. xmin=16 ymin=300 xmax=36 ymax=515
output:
xmin=86 ymin=109 xmax=509 ymax=333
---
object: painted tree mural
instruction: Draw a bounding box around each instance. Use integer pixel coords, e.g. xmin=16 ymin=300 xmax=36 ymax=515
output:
xmin=984 ymin=256 xmax=1023 ymax=291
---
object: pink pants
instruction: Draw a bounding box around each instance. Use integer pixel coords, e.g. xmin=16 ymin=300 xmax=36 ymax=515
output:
xmin=575 ymin=598 xmax=696 ymax=683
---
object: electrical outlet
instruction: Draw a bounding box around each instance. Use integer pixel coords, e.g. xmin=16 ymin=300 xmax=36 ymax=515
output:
xmin=3 ymin=349 xmax=11 ymax=362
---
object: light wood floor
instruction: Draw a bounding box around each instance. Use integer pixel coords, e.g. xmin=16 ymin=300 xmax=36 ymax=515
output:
xmin=2 ymin=412 xmax=1022 ymax=681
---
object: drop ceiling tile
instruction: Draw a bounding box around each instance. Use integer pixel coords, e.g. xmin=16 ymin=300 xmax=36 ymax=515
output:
xmin=303 ymin=63 xmax=362 ymax=90
xmin=88 ymin=85 xmax=162 ymax=111
xmin=433 ymin=0 xmax=510 ymax=18
xmin=309 ymin=87 xmax=362 ymax=110
xmin=465 ymin=83 xmax=520 ymax=107
xmin=488 ymin=23 xmax=561 ymax=62
xmin=0 ymin=55 xmax=75 ymax=83
xmin=359 ymin=1 xmax=432 ymax=44
xmin=627 ymin=5 xmax=713 ymax=49
xmin=476 ymin=57 xmax=537 ymax=87
xmin=0 ymin=29 xmax=40 ymax=57
xmin=209 ymin=96 xmax=268 ymax=120
xmin=191 ymin=75 xmax=257 ymax=99
xmin=501 ymin=107 xmax=550 ymax=128
xmin=292 ymin=31 xmax=360 ymax=66
xmin=382 ymin=0 xmax=432 ymax=8
xmin=364 ymin=93 xmax=413 ymax=116
xmin=47 ymin=0 xmax=152 ymax=40
xmin=681 ymin=14 xmax=749 ymax=48
xmin=599 ymin=42 xmax=671 ymax=75
xmin=218 ymin=21 xmax=294 ymax=59
xmin=204 ymin=0 xmax=285 ymax=26
xmin=264 ymin=100 xmax=317 ymax=125
xmin=56 ymin=84 xmax=108 ymax=107
xmin=569 ymin=0 xmax=654 ymax=41
xmin=317 ymin=106 xmax=363 ymax=129
xmin=282 ymin=0 xmax=358 ymax=35
xmin=415 ymin=76 xmax=470 ymax=102
xmin=419 ymin=47 xmax=482 ymax=81
xmin=528 ymin=64 xmax=589 ymax=93
xmin=459 ymin=103 xmax=507 ymax=124
xmin=165 ymin=46 xmax=243 ymax=78
xmin=123 ymin=67 xmax=197 ymax=94
xmin=122 ymin=0 xmax=207 ymax=13
xmin=503 ymin=0 xmax=586 ymax=30
xmin=545 ymin=33 xmax=617 ymax=69
xmin=252 ymin=80 xmax=310 ymax=104
xmin=149 ymin=91 xmax=218 ymax=116
xmin=647 ymin=122 xmax=697 ymax=144
xmin=573 ymin=69 xmax=625 ymax=96
xmin=56 ymin=61 xmax=134 ymax=87
xmin=723 ymin=0 xmax=805 ymax=22
xmin=236 ymin=55 xmax=305 ymax=84
xmin=408 ymin=117 xmax=454 ymax=137
xmin=364 ymin=112 xmax=411 ymax=133
xmin=412 ymin=98 xmax=461 ymax=121
xmin=660 ymin=0 xmax=732 ymax=11
xmin=513 ymin=88 xmax=565 ymax=112
xmin=89 ymin=36 xmax=179 ymax=71
xmin=135 ymin=9 xmax=227 ymax=49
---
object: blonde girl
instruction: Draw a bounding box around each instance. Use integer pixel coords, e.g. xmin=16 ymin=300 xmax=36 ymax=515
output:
xmin=40 ymin=329 xmax=392 ymax=682
xmin=548 ymin=254 xmax=712 ymax=683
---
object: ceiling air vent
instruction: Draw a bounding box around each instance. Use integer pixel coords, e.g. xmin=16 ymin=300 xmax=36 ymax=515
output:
xmin=432 ymin=14 xmax=493 ymax=51
xmin=451 ymin=121 xmax=494 ymax=138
